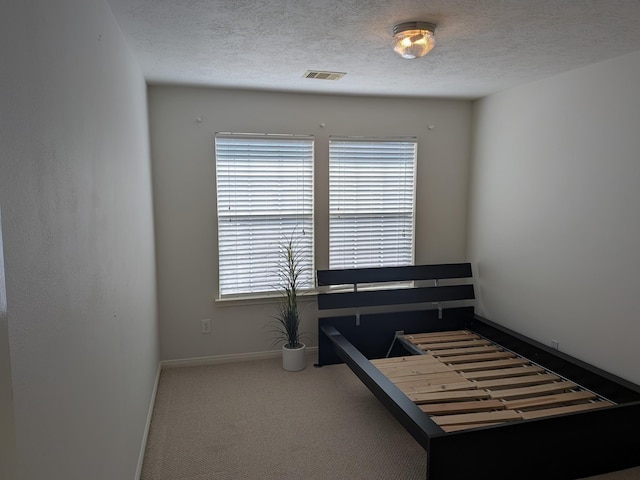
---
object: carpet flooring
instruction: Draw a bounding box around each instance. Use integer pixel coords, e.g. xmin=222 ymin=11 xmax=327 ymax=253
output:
xmin=140 ymin=352 xmax=640 ymax=480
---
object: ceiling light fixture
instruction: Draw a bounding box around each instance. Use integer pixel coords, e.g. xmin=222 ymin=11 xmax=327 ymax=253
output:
xmin=392 ymin=21 xmax=437 ymax=59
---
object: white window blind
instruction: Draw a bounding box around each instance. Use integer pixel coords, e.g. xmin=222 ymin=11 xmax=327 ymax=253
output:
xmin=215 ymin=133 xmax=314 ymax=297
xmin=329 ymin=137 xmax=417 ymax=270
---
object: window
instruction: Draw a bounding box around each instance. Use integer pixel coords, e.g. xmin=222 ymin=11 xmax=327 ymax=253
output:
xmin=329 ymin=137 xmax=417 ymax=270
xmin=215 ymin=133 xmax=314 ymax=297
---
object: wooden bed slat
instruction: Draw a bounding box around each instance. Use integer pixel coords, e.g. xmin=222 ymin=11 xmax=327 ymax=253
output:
xmin=391 ymin=372 xmax=465 ymax=387
xmin=371 ymin=354 xmax=442 ymax=366
xmin=436 ymin=351 xmax=516 ymax=364
xmin=430 ymin=345 xmax=502 ymax=357
xmin=404 ymin=330 xmax=471 ymax=341
xmin=406 ymin=333 xmax=479 ymax=344
xmin=472 ymin=373 xmax=560 ymax=390
xmin=409 ymin=389 xmax=491 ymax=404
xmin=489 ymin=381 xmax=578 ymax=400
xmin=439 ymin=422 xmax=500 ymax=433
xmin=399 ymin=380 xmax=477 ymax=395
xmin=519 ymin=401 xmax=614 ymax=419
xmin=419 ymin=399 xmax=505 ymax=415
xmin=502 ymin=390 xmax=597 ymax=410
xmin=461 ymin=366 xmax=545 ymax=380
xmin=415 ymin=339 xmax=491 ymax=350
xmin=376 ymin=361 xmax=452 ymax=373
xmin=397 ymin=379 xmax=474 ymax=394
xmin=370 ymin=355 xmax=432 ymax=367
xmin=378 ymin=363 xmax=455 ymax=379
xmin=452 ymin=358 xmax=531 ymax=371
xmin=431 ymin=409 xmax=523 ymax=426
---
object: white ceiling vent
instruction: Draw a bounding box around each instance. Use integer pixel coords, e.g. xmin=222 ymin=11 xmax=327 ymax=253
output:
xmin=303 ymin=70 xmax=346 ymax=81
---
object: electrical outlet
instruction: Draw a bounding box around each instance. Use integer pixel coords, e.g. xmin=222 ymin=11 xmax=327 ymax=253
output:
xmin=551 ymin=339 xmax=559 ymax=350
xmin=201 ymin=319 xmax=211 ymax=334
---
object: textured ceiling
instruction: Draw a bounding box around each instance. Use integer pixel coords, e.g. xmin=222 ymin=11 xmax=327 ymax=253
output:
xmin=106 ymin=0 xmax=640 ymax=99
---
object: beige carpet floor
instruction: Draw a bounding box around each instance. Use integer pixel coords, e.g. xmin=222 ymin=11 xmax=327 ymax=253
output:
xmin=140 ymin=352 xmax=640 ymax=480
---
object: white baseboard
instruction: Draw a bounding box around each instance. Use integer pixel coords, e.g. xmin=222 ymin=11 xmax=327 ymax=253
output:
xmin=135 ymin=362 xmax=161 ymax=480
xmin=160 ymin=346 xmax=318 ymax=369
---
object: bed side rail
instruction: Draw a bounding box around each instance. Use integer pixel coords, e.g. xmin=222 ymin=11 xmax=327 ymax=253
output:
xmin=320 ymin=324 xmax=443 ymax=450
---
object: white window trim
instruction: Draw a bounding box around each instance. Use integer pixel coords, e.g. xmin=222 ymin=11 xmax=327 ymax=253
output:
xmin=214 ymin=132 xmax=315 ymax=299
xmin=329 ymin=136 xmax=418 ymax=268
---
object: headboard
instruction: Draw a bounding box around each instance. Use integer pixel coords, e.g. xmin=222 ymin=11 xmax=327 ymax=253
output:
xmin=316 ymin=263 xmax=476 ymax=366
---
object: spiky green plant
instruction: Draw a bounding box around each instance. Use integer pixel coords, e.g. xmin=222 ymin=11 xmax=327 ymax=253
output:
xmin=268 ymin=231 xmax=307 ymax=349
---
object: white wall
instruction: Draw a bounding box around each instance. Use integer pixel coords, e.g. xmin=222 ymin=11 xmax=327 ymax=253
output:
xmin=0 ymin=208 xmax=16 ymax=480
xmin=149 ymin=86 xmax=472 ymax=361
xmin=0 ymin=1 xmax=159 ymax=479
xmin=469 ymin=50 xmax=640 ymax=385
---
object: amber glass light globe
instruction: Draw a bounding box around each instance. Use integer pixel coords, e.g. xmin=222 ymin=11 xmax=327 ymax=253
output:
xmin=393 ymin=22 xmax=436 ymax=59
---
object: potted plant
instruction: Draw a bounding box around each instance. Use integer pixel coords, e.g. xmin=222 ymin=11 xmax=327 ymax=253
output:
xmin=268 ymin=231 xmax=308 ymax=371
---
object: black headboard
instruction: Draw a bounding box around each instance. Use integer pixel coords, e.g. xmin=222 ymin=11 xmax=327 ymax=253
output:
xmin=316 ymin=263 xmax=476 ymax=366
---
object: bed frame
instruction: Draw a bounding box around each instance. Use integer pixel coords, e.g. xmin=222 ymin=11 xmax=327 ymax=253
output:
xmin=315 ymin=263 xmax=640 ymax=480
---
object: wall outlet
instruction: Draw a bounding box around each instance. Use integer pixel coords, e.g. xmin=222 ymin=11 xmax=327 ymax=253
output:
xmin=201 ymin=318 xmax=211 ymax=334
xmin=550 ymin=339 xmax=559 ymax=350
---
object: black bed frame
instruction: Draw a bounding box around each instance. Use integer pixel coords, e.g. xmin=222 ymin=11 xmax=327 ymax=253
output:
xmin=315 ymin=263 xmax=640 ymax=480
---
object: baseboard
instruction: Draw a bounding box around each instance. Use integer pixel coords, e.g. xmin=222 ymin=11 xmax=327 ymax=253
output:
xmin=160 ymin=346 xmax=319 ymax=369
xmin=135 ymin=362 xmax=161 ymax=480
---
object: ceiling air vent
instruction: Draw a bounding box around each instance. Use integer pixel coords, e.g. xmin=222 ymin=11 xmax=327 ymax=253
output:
xmin=303 ymin=70 xmax=346 ymax=81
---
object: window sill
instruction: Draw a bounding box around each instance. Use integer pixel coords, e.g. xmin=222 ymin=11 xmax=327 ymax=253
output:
xmin=214 ymin=290 xmax=318 ymax=307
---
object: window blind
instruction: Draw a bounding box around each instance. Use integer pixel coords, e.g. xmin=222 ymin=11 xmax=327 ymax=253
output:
xmin=329 ymin=137 xmax=417 ymax=270
xmin=215 ymin=133 xmax=314 ymax=297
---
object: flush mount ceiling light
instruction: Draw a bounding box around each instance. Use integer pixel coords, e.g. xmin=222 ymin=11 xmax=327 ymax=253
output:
xmin=392 ymin=21 xmax=437 ymax=59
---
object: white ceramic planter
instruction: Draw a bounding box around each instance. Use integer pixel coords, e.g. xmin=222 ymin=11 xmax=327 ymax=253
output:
xmin=282 ymin=343 xmax=306 ymax=371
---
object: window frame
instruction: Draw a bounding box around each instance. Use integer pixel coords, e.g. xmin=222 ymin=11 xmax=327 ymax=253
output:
xmin=328 ymin=136 xmax=417 ymax=271
xmin=214 ymin=132 xmax=315 ymax=300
